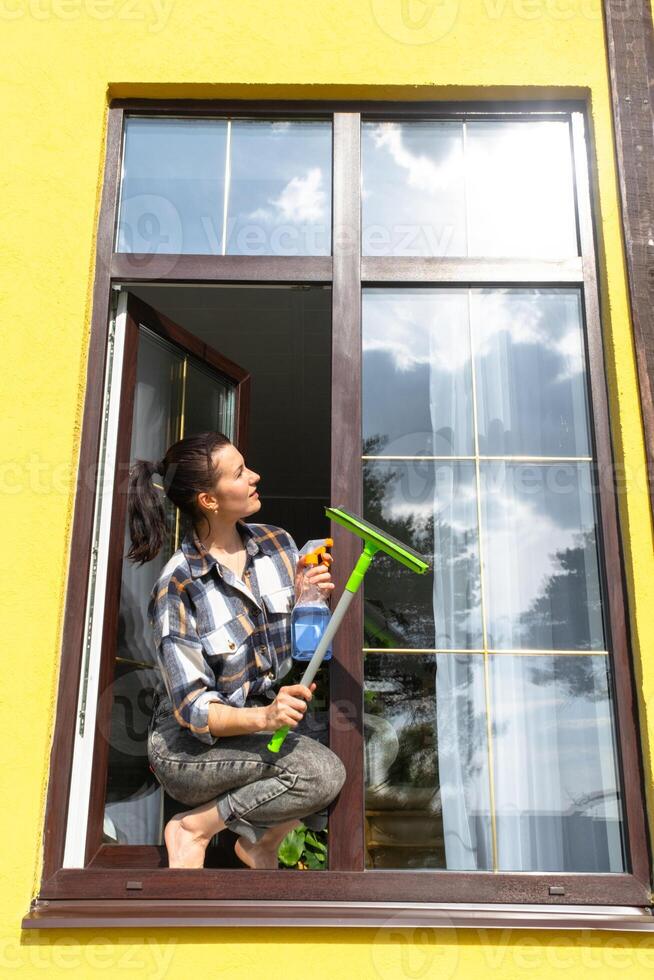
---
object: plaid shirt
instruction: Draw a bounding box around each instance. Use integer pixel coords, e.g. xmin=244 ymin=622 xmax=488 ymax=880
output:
xmin=148 ymin=521 xmax=299 ymax=744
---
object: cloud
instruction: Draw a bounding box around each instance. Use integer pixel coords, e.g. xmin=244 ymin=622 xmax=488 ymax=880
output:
xmin=247 ymin=166 xmax=327 ymax=224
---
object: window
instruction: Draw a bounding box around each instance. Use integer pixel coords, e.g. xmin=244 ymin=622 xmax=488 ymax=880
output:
xmin=29 ymin=100 xmax=651 ymax=928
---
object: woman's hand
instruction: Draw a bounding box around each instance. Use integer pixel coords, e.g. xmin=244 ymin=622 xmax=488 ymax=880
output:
xmin=263 ymin=682 xmax=317 ymax=730
xmin=294 ymin=553 xmax=335 ymax=603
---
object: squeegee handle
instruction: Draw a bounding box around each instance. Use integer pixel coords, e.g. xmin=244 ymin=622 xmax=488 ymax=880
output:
xmin=267 ymin=543 xmax=379 ymax=753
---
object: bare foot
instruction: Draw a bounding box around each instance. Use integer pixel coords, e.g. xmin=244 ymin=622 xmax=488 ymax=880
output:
xmin=233 ymin=818 xmax=303 ymax=869
xmin=164 ymin=812 xmax=211 ymax=868
xmin=234 ymin=836 xmax=280 ymax=869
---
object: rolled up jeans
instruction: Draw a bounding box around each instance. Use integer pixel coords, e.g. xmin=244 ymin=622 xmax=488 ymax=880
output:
xmin=147 ymin=690 xmax=346 ymax=844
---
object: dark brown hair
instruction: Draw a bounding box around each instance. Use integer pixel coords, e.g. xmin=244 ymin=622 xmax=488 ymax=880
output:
xmin=126 ymin=430 xmax=233 ymax=566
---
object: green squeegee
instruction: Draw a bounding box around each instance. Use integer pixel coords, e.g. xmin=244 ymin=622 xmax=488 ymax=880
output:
xmin=267 ymin=505 xmax=431 ymax=752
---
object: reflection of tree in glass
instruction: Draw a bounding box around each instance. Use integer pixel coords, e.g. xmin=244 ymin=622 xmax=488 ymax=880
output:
xmin=365 ymin=654 xmax=438 ymax=790
xmin=523 ymin=652 xmax=609 ymax=707
xmin=517 ymin=528 xmax=604 ymax=653
xmin=363 ymin=434 xmax=482 ymax=649
xmin=365 ymin=654 xmax=489 ymax=796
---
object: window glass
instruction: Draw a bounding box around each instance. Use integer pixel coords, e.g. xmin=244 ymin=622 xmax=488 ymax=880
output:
xmin=480 ymin=461 xmax=605 ymax=650
xmin=472 ymin=290 xmax=591 ymax=457
xmin=116 ymin=117 xmax=332 ymax=256
xmin=466 ymin=119 xmax=578 ymax=258
xmin=361 ymin=121 xmax=465 ymax=256
xmin=116 ymin=117 xmax=228 ymax=254
xmin=226 ymin=119 xmax=331 ymax=255
xmin=363 ymin=288 xmax=473 ymax=458
xmin=364 ymin=653 xmax=492 ymax=870
xmin=362 ymin=286 xmax=625 ymax=872
xmin=489 ymin=654 xmax=626 ymax=871
xmin=362 ymin=119 xmax=578 ymax=258
xmin=103 ymin=327 xmax=236 ymax=846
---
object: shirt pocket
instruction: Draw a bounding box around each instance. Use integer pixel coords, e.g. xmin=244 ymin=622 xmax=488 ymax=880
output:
xmin=202 ymin=614 xmax=270 ymax=690
xmin=202 ymin=615 xmax=255 ymax=658
xmin=262 ymin=585 xmax=296 ymax=615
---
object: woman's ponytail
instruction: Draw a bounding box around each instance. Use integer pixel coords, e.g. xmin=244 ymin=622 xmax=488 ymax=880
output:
xmin=125 ymin=431 xmax=233 ymax=566
xmin=126 ymin=457 xmax=168 ymax=566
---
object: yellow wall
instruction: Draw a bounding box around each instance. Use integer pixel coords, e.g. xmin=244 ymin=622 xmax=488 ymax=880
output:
xmin=1 ymin=0 xmax=653 ymax=974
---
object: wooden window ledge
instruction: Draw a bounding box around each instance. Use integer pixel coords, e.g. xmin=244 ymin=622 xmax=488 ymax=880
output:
xmin=22 ymin=900 xmax=654 ymax=931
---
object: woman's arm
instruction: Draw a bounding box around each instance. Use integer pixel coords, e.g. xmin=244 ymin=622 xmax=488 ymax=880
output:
xmin=207 ymin=682 xmax=317 ymax=737
xmin=207 ymin=701 xmax=268 ymax=737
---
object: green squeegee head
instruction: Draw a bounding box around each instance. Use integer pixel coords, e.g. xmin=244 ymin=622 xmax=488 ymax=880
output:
xmin=326 ymin=504 xmax=431 ymax=583
xmin=266 ymin=505 xmax=431 ymax=752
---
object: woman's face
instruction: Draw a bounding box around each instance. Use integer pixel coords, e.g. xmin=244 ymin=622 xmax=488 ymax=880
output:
xmin=207 ymin=443 xmax=261 ymax=520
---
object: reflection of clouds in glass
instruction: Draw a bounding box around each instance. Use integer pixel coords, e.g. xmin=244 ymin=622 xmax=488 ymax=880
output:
xmin=472 ymin=290 xmax=590 ymax=456
xmin=552 ymin=328 xmax=585 ymax=382
xmin=467 ymin=120 xmax=578 ymax=258
xmin=472 ymin=289 xmax=584 ymax=378
xmin=363 ymin=291 xmax=470 ymax=373
xmin=362 ymin=120 xmax=466 ymax=258
xmin=480 ymin=463 xmax=603 ymax=649
xmin=483 ymin=490 xmax=579 ymax=620
xmin=248 ymin=166 xmax=327 ymax=224
xmin=366 ymin=121 xmax=462 ymax=198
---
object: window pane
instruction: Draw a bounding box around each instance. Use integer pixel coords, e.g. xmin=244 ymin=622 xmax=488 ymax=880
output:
xmin=364 ymin=459 xmax=482 ymax=650
xmin=103 ymin=328 xmax=237 ymax=846
xmin=364 ymin=653 xmax=492 ymax=870
xmin=472 ymin=289 xmax=592 ymax=457
xmin=489 ymin=654 xmax=626 ymax=871
xmin=104 ymin=330 xmax=185 ymax=845
xmin=363 ymin=289 xmax=474 ymax=457
xmin=185 ymin=360 xmax=236 ymax=437
xmin=480 ymin=462 xmax=605 ymax=650
xmin=116 ymin=117 xmax=227 ymax=254
xmin=361 ymin=121 xmax=466 ymax=256
xmin=363 ymin=459 xmax=438 ymax=648
xmin=225 ymin=119 xmax=331 ymax=255
xmin=362 ymin=118 xmax=578 ymax=258
xmin=466 ymin=120 xmax=578 ymax=258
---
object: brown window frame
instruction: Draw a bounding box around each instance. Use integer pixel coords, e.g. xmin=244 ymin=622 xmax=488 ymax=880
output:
xmin=24 ymin=98 xmax=653 ymax=931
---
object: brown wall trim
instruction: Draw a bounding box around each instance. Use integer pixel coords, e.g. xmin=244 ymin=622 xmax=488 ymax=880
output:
xmin=601 ymin=0 xmax=654 ymax=521
xmin=22 ymin=898 xmax=654 ymax=931
xmin=40 ymin=107 xmax=124 ymax=881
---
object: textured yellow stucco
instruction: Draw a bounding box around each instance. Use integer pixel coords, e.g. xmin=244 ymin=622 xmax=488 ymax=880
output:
xmin=1 ymin=0 xmax=653 ymax=974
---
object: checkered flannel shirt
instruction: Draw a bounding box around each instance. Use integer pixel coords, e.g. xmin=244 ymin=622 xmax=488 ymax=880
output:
xmin=148 ymin=521 xmax=299 ymax=744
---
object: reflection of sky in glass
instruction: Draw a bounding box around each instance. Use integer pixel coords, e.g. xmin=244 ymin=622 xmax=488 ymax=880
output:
xmin=363 ymin=288 xmax=605 ymax=652
xmin=466 ymin=120 xmax=578 ymax=258
xmin=226 ymin=119 xmax=331 ymax=255
xmin=363 ymin=289 xmax=473 ymax=457
xmin=489 ymin=655 xmax=625 ymax=871
xmin=480 ymin=462 xmax=605 ymax=650
xmin=117 ymin=117 xmax=227 ymax=254
xmin=362 ymin=119 xmax=578 ymax=258
xmin=362 ymin=121 xmax=466 ymax=256
xmin=117 ymin=117 xmax=331 ymax=256
xmin=471 ymin=289 xmax=591 ymax=457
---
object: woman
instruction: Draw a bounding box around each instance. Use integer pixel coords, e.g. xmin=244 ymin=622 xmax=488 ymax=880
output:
xmin=127 ymin=430 xmax=346 ymax=870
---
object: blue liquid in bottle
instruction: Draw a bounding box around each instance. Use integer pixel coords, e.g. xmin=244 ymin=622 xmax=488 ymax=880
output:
xmin=291 ymin=602 xmax=333 ymax=662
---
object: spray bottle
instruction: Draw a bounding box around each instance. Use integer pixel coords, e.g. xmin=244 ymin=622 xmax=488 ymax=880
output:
xmin=291 ymin=538 xmax=334 ymax=662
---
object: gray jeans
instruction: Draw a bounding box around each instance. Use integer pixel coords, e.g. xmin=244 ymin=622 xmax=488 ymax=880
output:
xmin=147 ymin=690 xmax=346 ymax=844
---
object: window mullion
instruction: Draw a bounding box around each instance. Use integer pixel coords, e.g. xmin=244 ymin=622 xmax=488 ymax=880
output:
xmin=329 ymin=111 xmax=364 ymax=871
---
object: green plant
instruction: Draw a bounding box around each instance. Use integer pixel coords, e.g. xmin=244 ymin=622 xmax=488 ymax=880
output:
xmin=278 ymin=823 xmax=328 ymax=870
